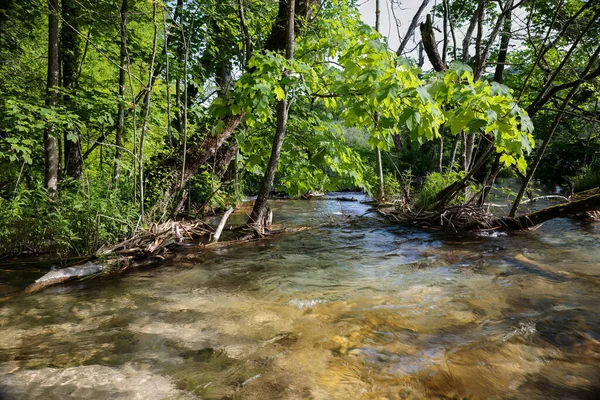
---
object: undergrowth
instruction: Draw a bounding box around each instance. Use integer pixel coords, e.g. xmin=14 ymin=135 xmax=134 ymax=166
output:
xmin=0 ymin=180 xmax=138 ymax=257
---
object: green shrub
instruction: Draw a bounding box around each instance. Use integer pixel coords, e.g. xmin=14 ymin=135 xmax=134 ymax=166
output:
xmin=416 ymin=170 xmax=465 ymax=209
xmin=0 ymin=180 xmax=138 ymax=257
xmin=572 ymin=165 xmax=600 ymax=192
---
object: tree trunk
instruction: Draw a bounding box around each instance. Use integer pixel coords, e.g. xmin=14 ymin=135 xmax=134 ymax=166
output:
xmin=162 ymin=4 xmax=173 ymax=148
xmin=464 ymin=132 xmax=475 ymax=172
xmin=154 ymin=0 xmax=311 ymax=216
xmin=396 ymin=0 xmax=431 ymax=56
xmin=62 ymin=0 xmax=82 ymax=180
xmin=478 ymin=153 xmax=501 ymax=206
xmin=495 ymin=188 xmax=600 ymax=230
xmin=114 ymin=0 xmax=128 ymax=187
xmin=248 ymin=0 xmax=295 ymax=228
xmin=44 ymin=0 xmax=60 ymax=198
xmin=493 ymin=6 xmax=512 ymax=83
xmin=419 ymin=14 xmax=446 ymax=72
xmin=139 ymin=3 xmax=159 ymax=217
xmin=477 ymin=7 xmax=513 ymax=205
xmin=374 ymin=0 xmax=384 ymax=204
xmin=448 ymin=134 xmax=460 ymax=171
xmin=438 ymin=124 xmax=444 ymax=172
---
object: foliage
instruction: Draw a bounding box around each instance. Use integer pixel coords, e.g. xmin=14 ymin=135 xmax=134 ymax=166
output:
xmin=572 ymin=166 xmax=600 ymax=192
xmin=2 ymin=0 xmax=598 ymax=256
xmin=416 ymin=170 xmax=467 ymax=209
xmin=0 ymin=180 xmax=138 ymax=256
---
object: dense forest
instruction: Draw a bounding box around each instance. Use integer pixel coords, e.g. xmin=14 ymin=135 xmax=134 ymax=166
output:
xmin=1 ymin=0 xmax=599 ymax=257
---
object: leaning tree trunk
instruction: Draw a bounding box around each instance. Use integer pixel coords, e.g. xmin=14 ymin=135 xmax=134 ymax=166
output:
xmin=478 ymin=7 xmax=513 ymax=205
xmin=44 ymin=0 xmax=60 ymax=198
xmin=248 ymin=0 xmax=295 ymax=229
xmin=492 ymin=188 xmax=600 ymax=230
xmin=154 ymin=0 xmax=313 ymax=216
xmin=396 ymin=0 xmax=431 ymax=56
xmin=419 ymin=14 xmax=447 ymax=73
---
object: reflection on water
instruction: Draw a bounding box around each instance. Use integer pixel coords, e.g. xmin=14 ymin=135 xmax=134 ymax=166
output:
xmin=1 ymin=192 xmax=599 ymax=399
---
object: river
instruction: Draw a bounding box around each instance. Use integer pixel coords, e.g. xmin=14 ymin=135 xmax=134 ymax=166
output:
xmin=1 ymin=190 xmax=599 ymax=399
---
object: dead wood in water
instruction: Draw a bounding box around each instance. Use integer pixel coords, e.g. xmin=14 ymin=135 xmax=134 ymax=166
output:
xmin=96 ymin=220 xmax=212 ymax=257
xmin=493 ymin=188 xmax=600 ymax=230
xmin=379 ymin=187 xmax=600 ymax=232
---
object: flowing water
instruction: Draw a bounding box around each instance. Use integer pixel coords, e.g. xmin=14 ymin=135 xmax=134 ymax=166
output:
xmin=1 ymin=191 xmax=599 ymax=399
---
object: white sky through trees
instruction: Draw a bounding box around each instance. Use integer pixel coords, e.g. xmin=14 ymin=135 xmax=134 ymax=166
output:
xmin=358 ymin=0 xmax=434 ymax=61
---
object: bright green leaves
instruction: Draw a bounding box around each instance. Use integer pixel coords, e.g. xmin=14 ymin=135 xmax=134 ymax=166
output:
xmin=1 ymin=99 xmax=83 ymax=165
xmin=427 ymin=64 xmax=535 ymax=172
xmin=274 ymin=86 xmax=285 ymax=101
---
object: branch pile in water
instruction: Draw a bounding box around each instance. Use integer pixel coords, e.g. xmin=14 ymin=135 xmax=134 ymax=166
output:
xmin=379 ymin=186 xmax=600 ymax=232
xmin=96 ymin=220 xmax=212 ymax=258
xmin=378 ymin=204 xmax=497 ymax=231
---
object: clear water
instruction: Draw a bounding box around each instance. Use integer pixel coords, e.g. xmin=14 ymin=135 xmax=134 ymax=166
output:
xmin=1 ymin=191 xmax=599 ymax=399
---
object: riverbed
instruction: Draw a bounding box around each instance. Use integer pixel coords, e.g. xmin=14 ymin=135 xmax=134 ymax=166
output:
xmin=1 ymin=191 xmax=599 ymax=399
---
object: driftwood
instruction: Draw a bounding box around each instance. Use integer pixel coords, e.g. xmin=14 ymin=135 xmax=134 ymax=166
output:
xmin=96 ymin=220 xmax=212 ymax=257
xmin=305 ymin=196 xmax=358 ymax=202
xmin=24 ymin=261 xmax=106 ymax=294
xmin=380 ymin=187 xmax=600 ymax=232
xmin=493 ymin=189 xmax=600 ymax=230
xmin=211 ymin=207 xmax=234 ymax=243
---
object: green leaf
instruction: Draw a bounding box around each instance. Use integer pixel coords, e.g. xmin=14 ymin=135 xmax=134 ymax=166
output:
xmin=274 ymin=86 xmax=285 ymax=101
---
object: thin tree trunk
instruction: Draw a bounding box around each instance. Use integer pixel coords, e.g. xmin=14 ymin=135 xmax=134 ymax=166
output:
xmin=44 ymin=0 xmax=60 ymax=198
xmin=478 ymin=5 xmax=514 ymax=205
xmin=464 ymin=132 xmax=475 ymax=172
xmin=473 ymin=0 xmax=513 ymax=81
xmin=62 ymin=0 xmax=83 ymax=180
xmin=582 ymin=99 xmax=598 ymax=167
xmin=493 ymin=5 xmax=512 ymax=83
xmin=438 ymin=124 xmax=444 ymax=172
xmin=396 ymin=0 xmax=431 ymax=56
xmin=114 ymin=0 xmax=128 ymax=187
xmin=463 ymin=0 xmax=486 ymax=169
xmin=139 ymin=3 xmax=159 ymax=217
xmin=442 ymin=0 xmax=448 ymax=64
xmin=446 ymin=0 xmax=457 ymax=61
xmin=461 ymin=11 xmax=478 ymax=63
xmin=162 ymin=5 xmax=173 ymax=148
xmin=510 ymin=44 xmax=600 ymax=217
xmin=248 ymin=0 xmax=295 ymax=228
xmin=449 ymin=133 xmax=460 ymax=171
xmin=180 ymin=16 xmax=189 ymax=190
xmin=174 ymin=0 xmax=183 ymax=134
xmin=238 ymin=0 xmax=252 ymax=67
xmin=375 ymin=0 xmax=385 ymax=204
xmin=478 ymin=153 xmax=501 ymax=206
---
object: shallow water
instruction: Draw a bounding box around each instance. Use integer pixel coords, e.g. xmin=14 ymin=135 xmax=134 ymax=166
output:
xmin=1 ymin=191 xmax=599 ymax=399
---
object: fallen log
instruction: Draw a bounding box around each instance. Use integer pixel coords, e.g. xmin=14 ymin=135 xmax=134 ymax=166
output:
xmin=305 ymin=196 xmax=358 ymax=202
xmin=491 ymin=189 xmax=600 ymax=230
xmin=24 ymin=261 xmax=107 ymax=294
xmin=379 ymin=187 xmax=600 ymax=232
